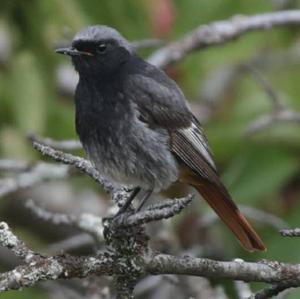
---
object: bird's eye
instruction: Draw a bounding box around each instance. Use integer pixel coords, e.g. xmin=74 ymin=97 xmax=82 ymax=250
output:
xmin=98 ymin=43 xmax=107 ymax=53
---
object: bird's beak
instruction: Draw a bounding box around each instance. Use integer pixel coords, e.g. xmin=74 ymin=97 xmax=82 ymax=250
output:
xmin=55 ymin=47 xmax=93 ymax=57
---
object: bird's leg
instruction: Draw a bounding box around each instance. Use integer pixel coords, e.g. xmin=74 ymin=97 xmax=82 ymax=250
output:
xmin=136 ymin=189 xmax=153 ymax=212
xmin=116 ymin=186 xmax=141 ymax=216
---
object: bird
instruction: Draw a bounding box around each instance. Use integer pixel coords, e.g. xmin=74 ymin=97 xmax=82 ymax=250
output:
xmin=55 ymin=25 xmax=266 ymax=251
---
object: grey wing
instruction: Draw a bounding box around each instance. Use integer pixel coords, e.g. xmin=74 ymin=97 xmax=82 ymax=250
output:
xmin=173 ymin=118 xmax=216 ymax=172
xmin=125 ymin=68 xmax=217 ymax=176
xmin=126 ymin=69 xmax=191 ymax=128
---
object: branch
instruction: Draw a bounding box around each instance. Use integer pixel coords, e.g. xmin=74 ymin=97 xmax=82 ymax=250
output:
xmin=145 ymin=255 xmax=300 ymax=285
xmin=0 ymin=222 xmax=114 ymax=292
xmin=3 ymin=220 xmax=300 ymax=294
xmin=0 ymin=251 xmax=115 ymax=292
xmin=148 ymin=10 xmax=300 ymax=68
xmin=48 ymin=233 xmax=94 ymax=254
xmin=3 ymin=116 xmax=297 ymax=297
xmin=194 ymin=43 xmax=300 ymax=124
xmin=243 ymin=65 xmax=300 ymax=135
xmin=254 ymin=283 xmax=295 ymax=299
xmin=0 ymin=222 xmax=35 ymax=262
xmin=0 ymin=162 xmax=69 ymax=198
xmin=26 ymin=127 xmax=300 ymax=298
xmin=113 ymin=195 xmax=193 ymax=228
xmin=245 ymin=109 xmax=300 ymax=136
xmin=280 ymin=227 xmax=300 ymax=237
xmin=131 ymin=39 xmax=164 ymax=50
xmin=25 ymin=199 xmax=103 ymax=243
xmin=201 ymin=205 xmax=288 ymax=230
xmin=234 ymin=281 xmax=253 ymax=299
xmin=28 ymin=134 xmax=82 ymax=151
xmin=32 ymin=141 xmax=138 ymax=213
xmin=3 ymin=252 xmax=300 ymax=293
xmin=32 ymin=141 xmax=117 ymax=195
xmin=244 ymin=64 xmax=285 ymax=110
xmin=0 ymin=159 xmax=31 ymax=173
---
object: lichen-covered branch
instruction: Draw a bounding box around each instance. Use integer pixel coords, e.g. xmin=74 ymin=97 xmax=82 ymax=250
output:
xmin=0 ymin=162 xmax=69 ymax=198
xmin=145 ymin=255 xmax=300 ymax=286
xmin=148 ymin=10 xmax=300 ymax=68
xmin=0 ymin=159 xmax=31 ymax=172
xmin=32 ymin=141 xmax=117 ymax=195
xmin=0 ymin=249 xmax=115 ymax=292
xmin=254 ymin=282 xmax=295 ymax=299
xmin=0 ymin=222 xmax=36 ymax=262
xmin=2 ymin=134 xmax=293 ymax=297
xmin=25 ymin=199 xmax=103 ymax=243
xmin=114 ymin=195 xmax=193 ymax=227
xmin=280 ymin=227 xmax=300 ymax=237
xmin=29 ymin=134 xmax=82 ymax=151
xmin=3 ymin=220 xmax=300 ymax=294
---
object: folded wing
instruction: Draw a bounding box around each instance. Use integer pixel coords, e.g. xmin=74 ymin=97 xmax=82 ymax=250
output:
xmin=125 ymin=61 xmax=265 ymax=251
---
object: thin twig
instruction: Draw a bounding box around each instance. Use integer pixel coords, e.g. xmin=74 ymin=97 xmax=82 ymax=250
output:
xmin=280 ymin=227 xmax=300 ymax=237
xmin=242 ymin=65 xmax=300 ymax=135
xmin=32 ymin=141 xmax=117 ymax=194
xmin=234 ymin=280 xmax=253 ymax=299
xmin=244 ymin=64 xmax=285 ymax=110
xmin=245 ymin=109 xmax=300 ymax=136
xmin=201 ymin=205 xmax=288 ymax=230
xmin=114 ymin=195 xmax=193 ymax=227
xmin=0 ymin=222 xmax=36 ymax=262
xmin=32 ymin=140 xmax=133 ymax=211
xmin=131 ymin=39 xmax=164 ymax=50
xmin=0 ymin=162 xmax=70 ymax=198
xmin=195 ymin=43 xmax=300 ymax=124
xmin=254 ymin=283 xmax=295 ymax=299
xmin=25 ymin=199 xmax=103 ymax=243
xmin=29 ymin=134 xmax=82 ymax=151
xmin=0 ymin=160 xmax=31 ymax=173
xmin=48 ymin=233 xmax=94 ymax=254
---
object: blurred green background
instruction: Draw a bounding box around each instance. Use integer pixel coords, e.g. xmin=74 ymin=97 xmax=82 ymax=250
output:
xmin=0 ymin=0 xmax=300 ymax=298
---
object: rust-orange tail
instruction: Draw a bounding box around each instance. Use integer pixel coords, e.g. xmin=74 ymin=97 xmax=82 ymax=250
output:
xmin=176 ymin=167 xmax=266 ymax=251
xmin=186 ymin=177 xmax=266 ymax=251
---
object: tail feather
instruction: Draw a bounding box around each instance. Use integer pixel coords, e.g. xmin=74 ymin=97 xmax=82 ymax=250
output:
xmin=193 ymin=182 xmax=266 ymax=252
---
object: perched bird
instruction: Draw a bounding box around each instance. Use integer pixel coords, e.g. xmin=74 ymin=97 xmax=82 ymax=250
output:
xmin=56 ymin=25 xmax=265 ymax=251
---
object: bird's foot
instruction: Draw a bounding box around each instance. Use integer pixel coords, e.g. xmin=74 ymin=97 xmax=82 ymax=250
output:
xmin=115 ymin=187 xmax=141 ymax=217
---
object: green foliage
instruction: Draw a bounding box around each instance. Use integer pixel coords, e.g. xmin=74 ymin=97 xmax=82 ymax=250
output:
xmin=0 ymin=1 xmax=300 ymax=298
xmin=0 ymin=288 xmax=45 ymax=299
xmin=224 ymin=145 xmax=298 ymax=203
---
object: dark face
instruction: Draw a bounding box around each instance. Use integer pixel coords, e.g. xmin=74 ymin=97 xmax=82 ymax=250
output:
xmin=56 ymin=26 xmax=132 ymax=78
xmin=72 ymin=39 xmax=131 ymax=76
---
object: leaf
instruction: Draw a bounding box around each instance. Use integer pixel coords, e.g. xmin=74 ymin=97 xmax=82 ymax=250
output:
xmin=223 ymin=145 xmax=298 ymax=204
xmin=9 ymin=51 xmax=47 ymax=134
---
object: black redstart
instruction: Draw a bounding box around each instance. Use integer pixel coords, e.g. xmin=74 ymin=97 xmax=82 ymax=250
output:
xmin=56 ymin=25 xmax=265 ymax=251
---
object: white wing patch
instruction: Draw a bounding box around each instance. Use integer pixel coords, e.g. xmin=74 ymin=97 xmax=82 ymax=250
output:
xmin=178 ymin=122 xmax=216 ymax=170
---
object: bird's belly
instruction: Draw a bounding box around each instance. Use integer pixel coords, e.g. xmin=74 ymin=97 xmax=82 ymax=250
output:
xmin=82 ymin=126 xmax=179 ymax=192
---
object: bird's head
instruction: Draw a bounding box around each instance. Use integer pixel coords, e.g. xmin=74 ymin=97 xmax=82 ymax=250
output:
xmin=56 ymin=25 xmax=133 ymax=77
